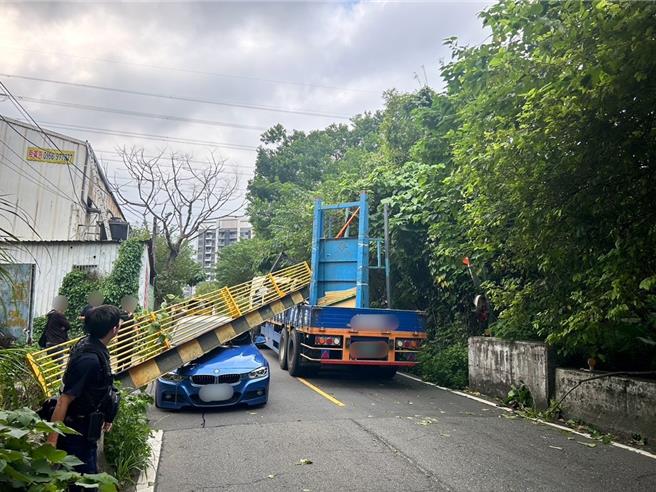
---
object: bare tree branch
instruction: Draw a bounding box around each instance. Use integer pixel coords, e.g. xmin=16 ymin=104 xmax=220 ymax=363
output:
xmin=109 ymin=147 xmax=240 ymax=263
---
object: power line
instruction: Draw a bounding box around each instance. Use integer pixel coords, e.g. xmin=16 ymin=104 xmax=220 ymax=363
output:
xmin=0 ymin=45 xmax=378 ymax=95
xmin=0 ymin=114 xmax=88 ymax=204
xmin=0 ymin=137 xmax=82 ymax=205
xmin=101 ymin=160 xmax=254 ymax=178
xmin=1 ymin=152 xmax=78 ymax=204
xmin=11 ymin=95 xmax=268 ymax=132
xmin=0 ymin=82 xmax=90 ymax=207
xmin=95 ymin=149 xmax=255 ymax=171
xmin=8 ymin=118 xmax=259 ymax=151
xmin=0 ymin=73 xmax=351 ymax=120
xmin=1 ymin=112 xmax=87 ymax=179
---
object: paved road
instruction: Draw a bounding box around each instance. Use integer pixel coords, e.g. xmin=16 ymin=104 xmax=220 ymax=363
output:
xmin=150 ymin=350 xmax=656 ymax=491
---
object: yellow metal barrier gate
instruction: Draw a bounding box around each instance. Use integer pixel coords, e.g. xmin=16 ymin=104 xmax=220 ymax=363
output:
xmin=27 ymin=262 xmax=312 ymax=396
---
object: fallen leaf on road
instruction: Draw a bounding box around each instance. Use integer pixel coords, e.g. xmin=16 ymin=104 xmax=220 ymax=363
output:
xmin=297 ymin=459 xmax=313 ymax=465
xmin=577 ymin=441 xmax=597 ymax=448
xmin=440 ymin=433 xmax=451 ymax=438
xmin=501 ymin=414 xmax=518 ymax=419
xmin=567 ymin=436 xmax=575 ymax=440
xmin=267 ymin=475 xmax=275 ymax=479
xmin=548 ymin=446 xmax=563 ymax=450
xmin=248 ymin=412 xmax=257 ymax=415
xmin=408 ymin=401 xmax=414 ymax=405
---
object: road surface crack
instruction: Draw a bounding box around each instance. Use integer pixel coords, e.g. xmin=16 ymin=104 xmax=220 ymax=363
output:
xmin=351 ymin=419 xmax=454 ymax=491
xmin=201 ymin=412 xmax=206 ymax=428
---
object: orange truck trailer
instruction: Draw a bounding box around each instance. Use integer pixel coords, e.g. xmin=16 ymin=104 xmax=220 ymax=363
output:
xmin=261 ymin=192 xmax=427 ymax=378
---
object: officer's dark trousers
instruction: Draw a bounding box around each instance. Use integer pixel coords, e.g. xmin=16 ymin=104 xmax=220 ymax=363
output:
xmin=58 ymin=434 xmax=98 ymax=491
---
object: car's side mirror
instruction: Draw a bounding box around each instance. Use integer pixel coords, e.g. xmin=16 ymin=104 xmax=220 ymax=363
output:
xmin=254 ymin=335 xmax=266 ymax=347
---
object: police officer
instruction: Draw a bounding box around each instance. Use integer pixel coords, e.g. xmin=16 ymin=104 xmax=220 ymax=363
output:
xmin=47 ymin=305 xmax=121 ymax=485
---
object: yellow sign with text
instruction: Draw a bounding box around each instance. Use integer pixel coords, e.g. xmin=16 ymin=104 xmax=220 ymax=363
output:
xmin=26 ymin=146 xmax=75 ymax=164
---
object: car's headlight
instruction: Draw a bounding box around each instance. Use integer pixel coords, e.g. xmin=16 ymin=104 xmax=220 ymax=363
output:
xmin=248 ymin=366 xmax=269 ymax=379
xmin=160 ymin=371 xmax=186 ymax=382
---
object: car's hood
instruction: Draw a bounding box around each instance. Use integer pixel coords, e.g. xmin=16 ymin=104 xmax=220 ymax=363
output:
xmin=179 ymin=344 xmax=267 ymax=375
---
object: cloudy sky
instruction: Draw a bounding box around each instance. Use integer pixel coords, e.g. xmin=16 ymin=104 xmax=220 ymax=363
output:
xmin=0 ymin=0 xmax=491 ymax=222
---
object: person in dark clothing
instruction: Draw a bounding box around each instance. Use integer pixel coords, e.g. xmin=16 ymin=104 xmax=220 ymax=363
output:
xmin=78 ymin=291 xmax=104 ymax=323
xmin=118 ymin=295 xmax=137 ymax=324
xmin=48 ymin=305 xmax=121 ymax=488
xmin=41 ymin=295 xmax=70 ymax=348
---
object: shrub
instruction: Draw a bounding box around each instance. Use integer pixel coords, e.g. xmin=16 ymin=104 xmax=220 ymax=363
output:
xmin=58 ymin=269 xmax=102 ymax=337
xmin=416 ymin=342 xmax=468 ymax=389
xmin=31 ymin=316 xmax=46 ymax=346
xmin=103 ymin=239 xmax=144 ymax=307
xmin=194 ymin=281 xmax=220 ymax=297
xmin=0 ymin=407 xmax=117 ymax=491
xmin=104 ymin=388 xmax=153 ymax=487
xmin=0 ymin=348 xmax=44 ymax=410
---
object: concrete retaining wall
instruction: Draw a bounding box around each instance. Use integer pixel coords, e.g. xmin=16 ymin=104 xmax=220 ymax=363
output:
xmin=555 ymin=369 xmax=656 ymax=444
xmin=468 ymin=337 xmax=554 ymax=409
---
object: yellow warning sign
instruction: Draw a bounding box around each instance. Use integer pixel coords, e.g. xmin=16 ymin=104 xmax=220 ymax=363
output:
xmin=26 ymin=146 xmax=74 ymax=164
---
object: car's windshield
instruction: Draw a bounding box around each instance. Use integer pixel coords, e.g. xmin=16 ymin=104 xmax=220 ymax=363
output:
xmin=228 ymin=331 xmax=252 ymax=346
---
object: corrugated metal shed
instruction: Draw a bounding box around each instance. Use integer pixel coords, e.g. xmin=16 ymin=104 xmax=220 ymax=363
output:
xmin=0 ymin=115 xmax=125 ymax=241
xmin=3 ymin=241 xmax=122 ymax=317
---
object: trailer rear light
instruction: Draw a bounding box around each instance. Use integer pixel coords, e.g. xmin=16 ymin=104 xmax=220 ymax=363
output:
xmin=315 ymin=336 xmax=342 ymax=346
xmin=396 ymin=339 xmax=420 ymax=350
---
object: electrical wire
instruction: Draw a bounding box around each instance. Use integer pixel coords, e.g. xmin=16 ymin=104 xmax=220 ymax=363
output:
xmin=0 ymin=113 xmax=90 ymax=206
xmin=0 ymin=82 xmax=90 ymax=207
xmin=0 ymin=73 xmax=351 ymax=119
xmin=0 ymin=138 xmax=83 ymax=205
xmin=0 ymin=45 xmax=378 ymax=95
xmin=95 ymin=149 xmax=254 ymax=170
xmin=17 ymin=120 xmax=259 ymax=151
xmin=12 ymin=95 xmax=268 ymax=131
xmin=97 ymin=155 xmax=255 ymax=175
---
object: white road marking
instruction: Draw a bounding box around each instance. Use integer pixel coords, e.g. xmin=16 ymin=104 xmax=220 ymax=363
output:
xmin=398 ymin=372 xmax=656 ymax=461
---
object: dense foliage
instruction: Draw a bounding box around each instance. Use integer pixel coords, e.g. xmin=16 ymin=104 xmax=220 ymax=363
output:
xmin=103 ymin=239 xmax=144 ymax=307
xmin=58 ymin=269 xmax=102 ymax=337
xmin=0 ymin=408 xmax=117 ymax=491
xmin=154 ymin=235 xmax=204 ymax=304
xmin=214 ymin=237 xmax=277 ymax=287
xmin=103 ymin=388 xmax=153 ymax=487
xmin=243 ymin=0 xmax=656 ymax=375
xmin=0 ymin=348 xmax=44 ymax=410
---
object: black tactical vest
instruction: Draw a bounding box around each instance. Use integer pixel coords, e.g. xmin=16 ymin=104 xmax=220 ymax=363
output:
xmin=64 ymin=336 xmax=113 ymax=417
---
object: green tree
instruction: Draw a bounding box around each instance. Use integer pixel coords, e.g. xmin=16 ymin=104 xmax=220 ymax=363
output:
xmin=214 ymin=237 xmax=275 ymax=288
xmin=441 ymin=0 xmax=656 ymax=367
xmin=194 ymin=281 xmax=220 ymax=296
xmin=153 ymin=236 xmax=204 ymax=304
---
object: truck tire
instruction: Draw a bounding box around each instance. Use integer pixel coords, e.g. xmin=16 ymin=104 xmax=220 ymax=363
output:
xmin=287 ymin=329 xmax=305 ymax=377
xmin=279 ymin=327 xmax=289 ymax=370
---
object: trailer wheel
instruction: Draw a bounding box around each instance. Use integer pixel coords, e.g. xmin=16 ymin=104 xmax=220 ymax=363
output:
xmin=278 ymin=327 xmax=289 ymax=370
xmin=287 ymin=329 xmax=305 ymax=377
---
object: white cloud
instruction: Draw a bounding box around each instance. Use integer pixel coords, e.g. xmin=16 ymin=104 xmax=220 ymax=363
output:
xmin=0 ymin=0 xmax=491 ymax=221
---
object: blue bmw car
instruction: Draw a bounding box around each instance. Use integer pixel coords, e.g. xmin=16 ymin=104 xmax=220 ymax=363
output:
xmin=155 ymin=332 xmax=270 ymax=410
